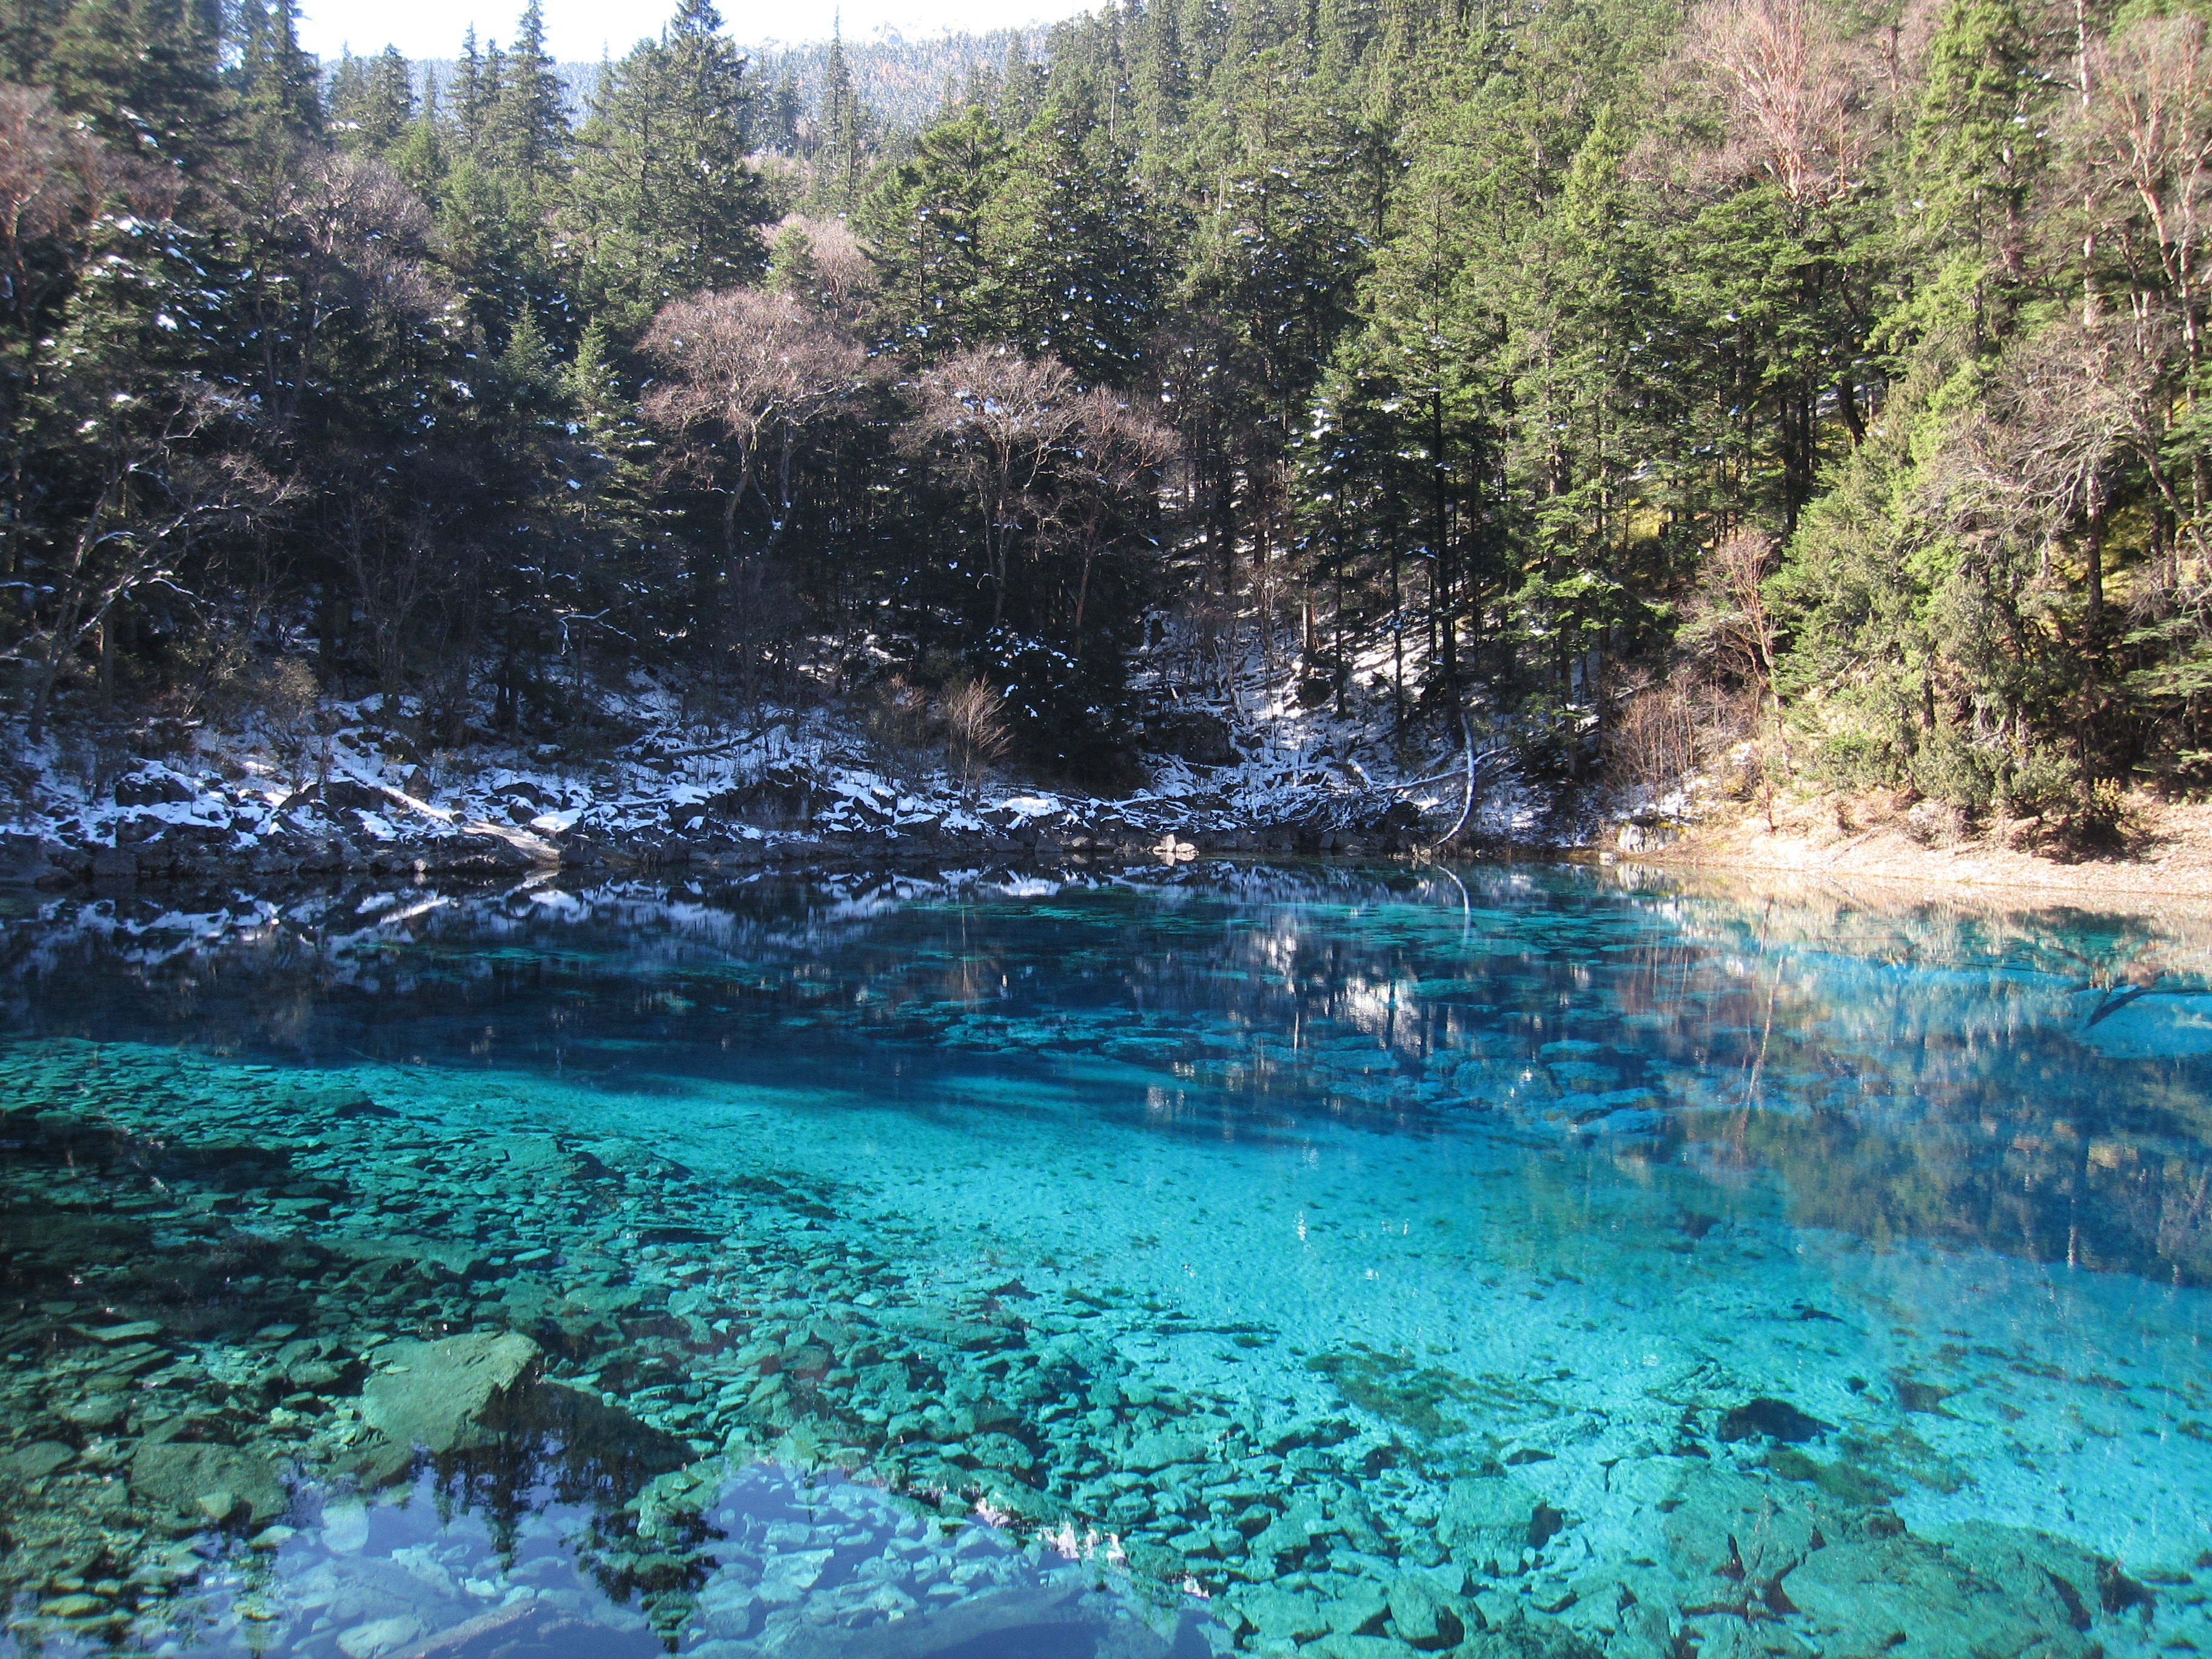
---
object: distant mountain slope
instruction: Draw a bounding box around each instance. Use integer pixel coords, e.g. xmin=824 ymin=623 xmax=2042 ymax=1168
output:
xmin=373 ymin=25 xmax=1047 ymax=132
xmin=757 ymin=28 xmax=1049 ymax=130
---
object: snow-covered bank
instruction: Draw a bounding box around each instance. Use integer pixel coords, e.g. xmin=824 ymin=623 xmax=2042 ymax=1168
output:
xmin=0 ymin=686 xmax=1575 ymax=888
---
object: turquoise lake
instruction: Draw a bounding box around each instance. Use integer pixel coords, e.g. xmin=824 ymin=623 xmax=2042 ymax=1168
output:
xmin=2 ymin=862 xmax=2210 ymax=1659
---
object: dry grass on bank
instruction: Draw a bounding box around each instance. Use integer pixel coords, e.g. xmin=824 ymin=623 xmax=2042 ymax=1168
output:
xmin=1629 ymin=787 xmax=2212 ymax=903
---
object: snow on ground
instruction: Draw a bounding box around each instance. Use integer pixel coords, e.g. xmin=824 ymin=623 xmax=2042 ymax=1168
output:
xmin=1 ymin=625 xmax=1607 ymax=868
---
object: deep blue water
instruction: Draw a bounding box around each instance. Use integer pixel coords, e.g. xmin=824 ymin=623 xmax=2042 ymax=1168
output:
xmin=1 ymin=862 xmax=2208 ymax=1659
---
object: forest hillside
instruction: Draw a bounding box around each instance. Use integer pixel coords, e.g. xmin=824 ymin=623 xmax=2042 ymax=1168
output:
xmin=2 ymin=0 xmax=2207 ymax=862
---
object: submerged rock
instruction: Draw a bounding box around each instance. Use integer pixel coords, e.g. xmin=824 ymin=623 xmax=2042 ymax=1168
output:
xmin=360 ymin=1330 xmax=541 ymax=1455
xmin=1387 ymin=1569 xmax=1469 ymax=1649
xmin=1439 ymin=1476 xmax=1561 ymax=1573
xmin=1 ymin=1439 xmax=73 ymax=1481
xmin=1716 ymin=1398 xmax=1835 ymax=1444
xmin=1661 ymin=1469 xmax=1832 ymax=1587
xmin=776 ymin=1581 xmax=1102 ymax=1658
xmin=1780 ymin=1535 xmax=2099 ymax=1659
xmin=129 ymin=1438 xmax=286 ymax=1525
xmin=1457 ymin=1610 xmax=1604 ymax=1659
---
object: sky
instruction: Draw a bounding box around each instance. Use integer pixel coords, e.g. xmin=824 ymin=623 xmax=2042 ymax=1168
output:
xmin=298 ymin=0 xmax=1081 ymax=62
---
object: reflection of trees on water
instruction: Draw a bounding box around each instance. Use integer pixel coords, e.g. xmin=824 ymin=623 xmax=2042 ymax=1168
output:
xmin=1636 ymin=882 xmax=2212 ymax=1285
xmin=5 ymin=866 xmax=2212 ymax=1286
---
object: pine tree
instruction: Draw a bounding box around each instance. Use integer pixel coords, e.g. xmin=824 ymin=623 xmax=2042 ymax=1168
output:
xmin=455 ymin=28 xmax=495 ymax=155
xmin=978 ymin=102 xmax=1158 ymax=384
xmin=768 ymin=64 xmax=802 ymax=152
xmin=996 ymin=36 xmax=1045 ymax=130
xmin=45 ymin=0 xmax=229 ymax=162
xmin=492 ymin=0 xmax=570 ymax=192
xmin=1 ymin=0 xmax=73 ymax=82
xmin=1133 ymin=0 xmax=1190 ymax=150
xmin=562 ymin=0 xmax=773 ymax=332
xmin=1186 ymin=53 xmax=1367 ymax=417
xmin=232 ymin=0 xmax=320 ymax=156
xmin=392 ymin=72 xmax=447 ymax=192
xmin=855 ymin=104 xmax=1009 ymax=357
xmin=330 ymin=44 xmax=415 ymax=152
xmin=819 ymin=32 xmax=868 ymax=208
xmin=1900 ymin=0 xmax=2041 ymax=352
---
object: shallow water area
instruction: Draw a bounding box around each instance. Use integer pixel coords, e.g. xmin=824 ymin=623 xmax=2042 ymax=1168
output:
xmin=3 ymin=861 xmax=2211 ymax=1658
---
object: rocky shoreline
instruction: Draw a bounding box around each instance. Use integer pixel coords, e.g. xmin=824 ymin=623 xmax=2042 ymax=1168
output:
xmin=0 ymin=800 xmax=1443 ymax=891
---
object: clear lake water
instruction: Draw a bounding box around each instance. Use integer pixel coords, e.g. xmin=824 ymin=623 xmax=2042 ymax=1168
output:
xmin=1 ymin=859 xmax=2210 ymax=1659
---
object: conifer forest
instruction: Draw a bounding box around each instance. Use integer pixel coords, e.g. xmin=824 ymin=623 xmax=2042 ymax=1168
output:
xmin=4 ymin=0 xmax=2210 ymax=822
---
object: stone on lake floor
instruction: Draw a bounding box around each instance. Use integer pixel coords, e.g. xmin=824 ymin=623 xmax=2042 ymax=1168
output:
xmin=1716 ymin=1398 xmax=1835 ymax=1444
xmin=1231 ymin=1583 xmax=1330 ymax=1643
xmin=1660 ymin=1469 xmax=1828 ymax=1586
xmin=1439 ymin=1476 xmax=1557 ymax=1572
xmin=1322 ymin=1578 xmax=1390 ymax=1636
xmin=773 ymin=1580 xmax=1098 ymax=1658
xmin=329 ymin=1234 xmax=495 ymax=1282
xmin=335 ymin=1614 xmax=421 ymax=1658
xmin=1125 ymin=1424 xmax=1216 ymax=1470
xmin=1777 ymin=1533 xmax=2101 ymax=1659
xmin=322 ymin=1496 xmax=372 ymax=1552
xmin=2 ymin=1439 xmax=75 ymax=1481
xmin=57 ymin=1393 xmax=128 ymax=1430
xmin=360 ymin=1330 xmax=541 ymax=1454
xmin=129 ymin=1438 xmax=286 ymax=1524
xmin=1387 ymin=1570 xmax=1467 ymax=1649
xmin=1455 ymin=1609 xmax=1605 ymax=1659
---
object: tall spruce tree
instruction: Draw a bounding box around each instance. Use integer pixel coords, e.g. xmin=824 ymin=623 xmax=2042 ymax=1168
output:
xmin=978 ymin=102 xmax=1158 ymax=384
xmin=491 ymin=0 xmax=569 ymax=192
xmin=562 ymin=0 xmax=771 ymax=332
xmin=856 ymin=105 xmax=1009 ymax=357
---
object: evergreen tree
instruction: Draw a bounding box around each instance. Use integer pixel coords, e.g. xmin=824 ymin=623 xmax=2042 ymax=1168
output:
xmin=391 ymin=72 xmax=447 ymax=192
xmin=856 ymin=105 xmax=1008 ymax=356
xmin=454 ymin=28 xmax=495 ymax=155
xmin=767 ymin=63 xmax=802 ymax=152
xmin=1133 ymin=0 xmax=1190 ymax=150
xmin=818 ymin=32 xmax=868 ymax=208
xmin=232 ymin=0 xmax=320 ymax=155
xmin=44 ymin=0 xmax=229 ymax=162
xmin=996 ymin=36 xmax=1045 ymax=129
xmin=1901 ymin=0 xmax=2042 ymax=352
xmin=563 ymin=0 xmax=773 ymax=332
xmin=330 ymin=44 xmax=415 ymax=152
xmin=978 ymin=102 xmax=1158 ymax=384
xmin=491 ymin=0 xmax=569 ymax=192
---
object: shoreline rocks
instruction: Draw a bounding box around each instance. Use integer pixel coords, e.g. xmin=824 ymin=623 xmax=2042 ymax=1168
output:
xmin=0 ymin=814 xmax=1449 ymax=890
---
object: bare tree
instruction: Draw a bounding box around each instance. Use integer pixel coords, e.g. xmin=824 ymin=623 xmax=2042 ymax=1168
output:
xmin=0 ymin=90 xmax=175 ymax=588
xmin=1685 ymin=0 xmax=1866 ymax=206
xmin=18 ymin=388 xmax=289 ymax=743
xmin=1682 ymin=529 xmax=1781 ymax=691
xmin=1051 ymin=389 xmax=1175 ymax=642
xmin=1679 ymin=528 xmax=1788 ymax=805
xmin=0 ymin=87 xmax=142 ymax=332
xmin=767 ymin=214 xmax=875 ymax=322
xmin=246 ymin=153 xmax=446 ymax=438
xmin=2069 ymin=15 xmax=2212 ymax=366
xmin=906 ymin=347 xmax=1085 ymax=628
xmin=641 ymin=289 xmax=867 ymax=570
xmin=1932 ymin=315 xmax=2179 ymax=632
xmin=940 ymin=675 xmax=1011 ymax=794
